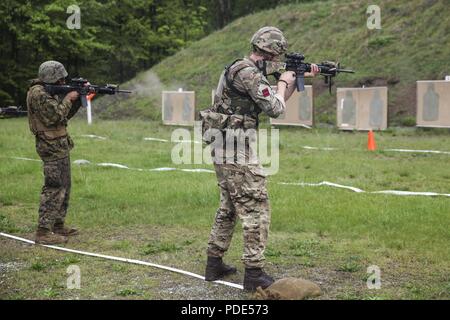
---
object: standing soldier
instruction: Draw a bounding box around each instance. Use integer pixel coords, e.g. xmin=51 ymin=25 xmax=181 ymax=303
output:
xmin=203 ymin=27 xmax=319 ymax=291
xmin=27 ymin=61 xmax=82 ymax=244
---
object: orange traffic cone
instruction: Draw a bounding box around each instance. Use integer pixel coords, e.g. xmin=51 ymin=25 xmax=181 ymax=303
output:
xmin=367 ymin=130 xmax=376 ymax=151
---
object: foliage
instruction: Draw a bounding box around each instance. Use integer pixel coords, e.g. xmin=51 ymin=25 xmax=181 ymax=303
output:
xmin=0 ymin=0 xmax=309 ymax=108
xmin=0 ymin=0 xmax=209 ymax=107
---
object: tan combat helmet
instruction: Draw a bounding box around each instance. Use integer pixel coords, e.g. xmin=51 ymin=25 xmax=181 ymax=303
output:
xmin=38 ymin=60 xmax=68 ymax=84
xmin=251 ymin=26 xmax=288 ymax=56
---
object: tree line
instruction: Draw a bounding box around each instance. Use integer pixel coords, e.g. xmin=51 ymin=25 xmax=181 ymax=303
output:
xmin=0 ymin=0 xmax=307 ymax=107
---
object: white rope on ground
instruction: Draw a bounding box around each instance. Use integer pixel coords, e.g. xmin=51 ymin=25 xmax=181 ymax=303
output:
xmin=143 ymin=137 xmax=202 ymax=144
xmin=93 ymin=162 xmax=214 ymax=173
xmin=279 ymin=181 xmax=450 ymax=197
xmin=10 ymin=156 xmax=41 ymax=162
xmin=172 ymin=139 xmax=202 ymax=144
xmin=97 ymin=162 xmax=130 ymax=169
xmin=78 ymin=134 xmax=107 ymax=140
xmin=384 ymin=148 xmax=450 ymax=155
xmin=0 ymin=232 xmax=243 ymax=290
xmin=143 ymin=137 xmax=169 ymax=142
xmin=300 ymin=146 xmax=450 ymax=155
xmin=181 ymin=168 xmax=215 ymax=173
xmin=9 ymin=157 xmax=215 ymax=174
xmin=75 ymin=135 xmax=202 ymax=144
xmin=301 ymin=146 xmax=336 ymax=151
xmin=149 ymin=167 xmax=177 ymax=171
xmin=371 ymin=190 xmax=450 ymax=197
xmin=279 ymin=181 xmax=364 ymax=193
xmin=73 ymin=159 xmax=91 ymax=165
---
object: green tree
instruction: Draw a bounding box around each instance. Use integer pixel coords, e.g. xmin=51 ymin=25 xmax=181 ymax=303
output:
xmin=0 ymin=0 xmax=307 ymax=107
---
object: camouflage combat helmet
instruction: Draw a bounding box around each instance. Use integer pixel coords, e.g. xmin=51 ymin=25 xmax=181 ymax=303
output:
xmin=38 ymin=60 xmax=68 ymax=84
xmin=251 ymin=26 xmax=288 ymax=56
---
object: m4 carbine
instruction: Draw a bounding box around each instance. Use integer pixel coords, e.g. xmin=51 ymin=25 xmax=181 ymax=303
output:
xmin=284 ymin=52 xmax=355 ymax=93
xmin=44 ymin=78 xmax=132 ymax=107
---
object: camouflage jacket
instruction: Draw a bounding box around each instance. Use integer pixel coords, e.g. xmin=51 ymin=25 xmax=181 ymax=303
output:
xmin=212 ymin=57 xmax=286 ymax=122
xmin=206 ymin=58 xmax=286 ymax=164
xmin=26 ymin=79 xmax=81 ymax=162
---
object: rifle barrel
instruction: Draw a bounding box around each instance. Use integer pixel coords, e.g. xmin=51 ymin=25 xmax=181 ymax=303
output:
xmin=337 ymin=69 xmax=355 ymax=73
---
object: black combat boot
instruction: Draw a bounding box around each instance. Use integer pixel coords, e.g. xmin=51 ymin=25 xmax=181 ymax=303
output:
xmin=243 ymin=268 xmax=274 ymax=291
xmin=205 ymin=256 xmax=237 ymax=281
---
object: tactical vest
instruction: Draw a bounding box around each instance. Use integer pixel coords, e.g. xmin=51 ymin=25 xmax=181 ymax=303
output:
xmin=27 ymin=84 xmax=68 ymax=139
xmin=213 ymin=58 xmax=261 ymax=122
xmin=199 ymin=59 xmax=261 ymax=142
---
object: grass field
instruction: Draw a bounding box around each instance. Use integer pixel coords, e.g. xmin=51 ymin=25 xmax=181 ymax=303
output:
xmin=0 ymin=118 xmax=449 ymax=300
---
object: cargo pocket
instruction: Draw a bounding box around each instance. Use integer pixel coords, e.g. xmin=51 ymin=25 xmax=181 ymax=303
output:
xmin=200 ymin=109 xmax=229 ymax=144
xmin=36 ymin=138 xmax=57 ymax=160
xmin=43 ymin=161 xmax=63 ymax=188
xmin=58 ymin=136 xmax=70 ymax=151
xmin=225 ymin=168 xmax=245 ymax=201
xmin=239 ymin=166 xmax=268 ymax=205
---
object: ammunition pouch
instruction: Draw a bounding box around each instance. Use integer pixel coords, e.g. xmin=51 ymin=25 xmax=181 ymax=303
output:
xmin=28 ymin=113 xmax=67 ymax=140
xmin=199 ymin=109 xmax=230 ymax=133
xmin=199 ymin=109 xmax=258 ymax=144
xmin=228 ymin=114 xmax=257 ymax=130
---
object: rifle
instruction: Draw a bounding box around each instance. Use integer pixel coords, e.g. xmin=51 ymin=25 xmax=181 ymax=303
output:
xmin=44 ymin=78 xmax=132 ymax=107
xmin=283 ymin=52 xmax=355 ymax=93
xmin=0 ymin=106 xmax=27 ymax=118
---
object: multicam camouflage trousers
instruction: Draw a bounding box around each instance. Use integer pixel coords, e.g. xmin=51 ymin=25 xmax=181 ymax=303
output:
xmin=207 ymin=163 xmax=271 ymax=268
xmin=38 ymin=156 xmax=71 ymax=230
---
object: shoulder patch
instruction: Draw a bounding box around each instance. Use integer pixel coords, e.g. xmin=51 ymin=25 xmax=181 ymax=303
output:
xmin=262 ymin=88 xmax=270 ymax=97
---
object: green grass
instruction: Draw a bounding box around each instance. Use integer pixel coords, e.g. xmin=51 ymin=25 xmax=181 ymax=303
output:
xmin=337 ymin=256 xmax=362 ymax=273
xmin=41 ymin=287 xmax=60 ymax=298
xmin=141 ymin=241 xmax=181 ymax=255
xmin=117 ymin=288 xmax=141 ymax=297
xmin=30 ymin=261 xmax=46 ymax=272
xmin=94 ymin=0 xmax=450 ymax=126
xmin=0 ymin=118 xmax=449 ymax=300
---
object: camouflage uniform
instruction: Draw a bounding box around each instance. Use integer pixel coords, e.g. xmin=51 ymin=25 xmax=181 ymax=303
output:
xmin=27 ymin=78 xmax=81 ymax=231
xmin=206 ymin=57 xmax=286 ymax=268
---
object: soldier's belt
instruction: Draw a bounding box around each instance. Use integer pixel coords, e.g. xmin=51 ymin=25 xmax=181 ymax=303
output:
xmin=29 ymin=113 xmax=67 ymax=139
xmin=36 ymin=127 xmax=68 ymax=139
xmin=228 ymin=114 xmax=257 ymax=130
xmin=200 ymin=110 xmax=257 ymax=131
